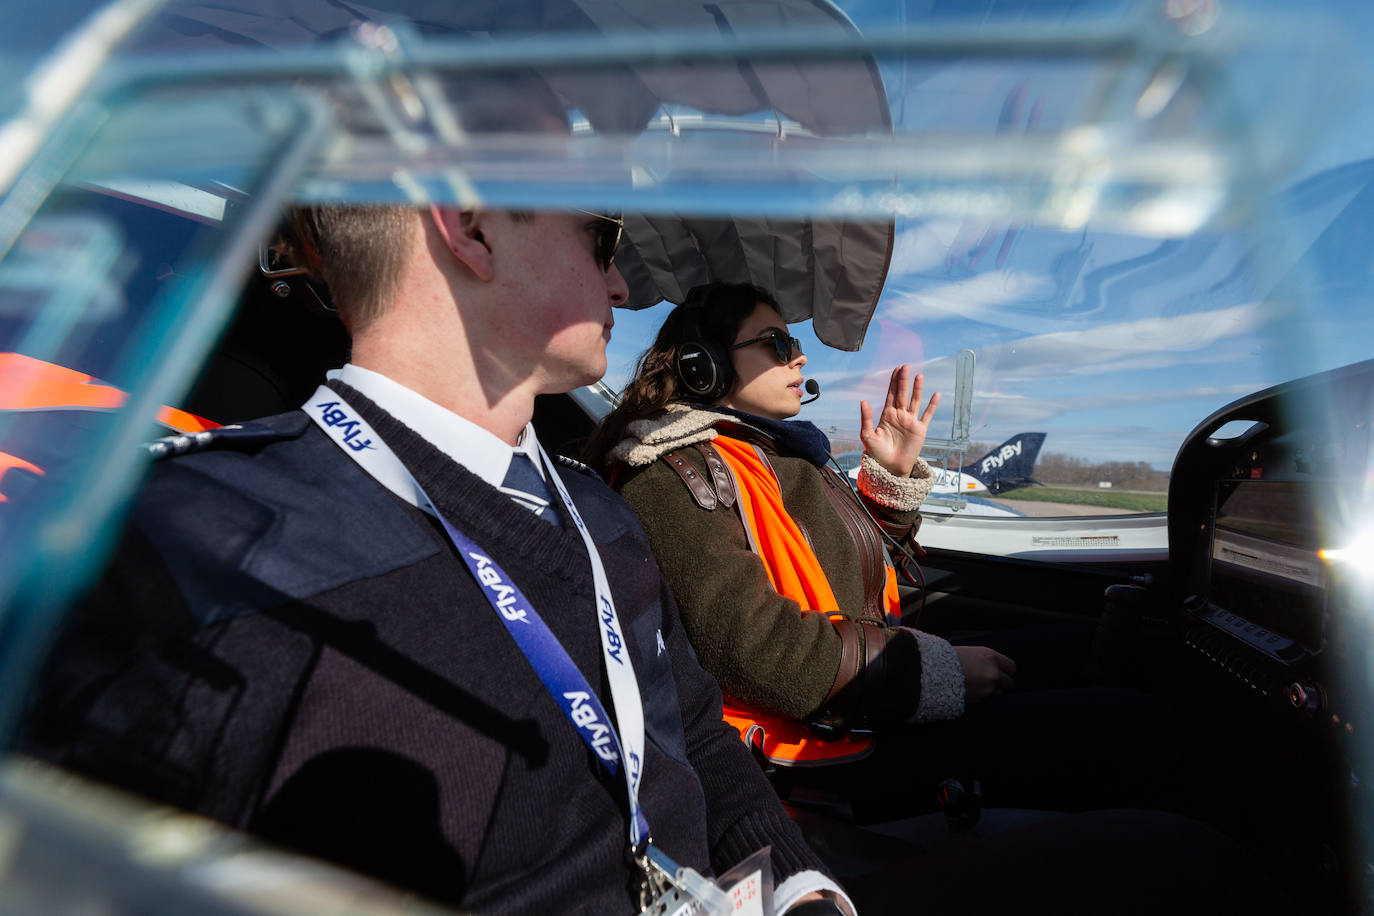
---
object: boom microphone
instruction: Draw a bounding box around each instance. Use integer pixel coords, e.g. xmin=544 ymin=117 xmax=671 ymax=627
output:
xmin=800 ymin=379 xmax=821 ymax=405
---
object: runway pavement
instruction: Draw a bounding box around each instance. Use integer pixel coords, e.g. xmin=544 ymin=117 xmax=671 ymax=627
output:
xmin=986 ymin=498 xmax=1139 ymax=517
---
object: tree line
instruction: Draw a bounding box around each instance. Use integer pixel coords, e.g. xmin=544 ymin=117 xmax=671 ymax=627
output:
xmin=967 ymin=442 xmax=1170 ymax=492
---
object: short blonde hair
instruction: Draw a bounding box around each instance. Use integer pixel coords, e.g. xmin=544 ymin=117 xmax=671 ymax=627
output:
xmin=284 ymin=70 xmax=567 ymax=331
xmin=286 ymin=205 xmax=418 ymax=333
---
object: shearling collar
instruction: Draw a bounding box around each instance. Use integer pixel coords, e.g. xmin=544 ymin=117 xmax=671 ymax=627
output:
xmin=608 ymin=403 xmax=736 ymax=467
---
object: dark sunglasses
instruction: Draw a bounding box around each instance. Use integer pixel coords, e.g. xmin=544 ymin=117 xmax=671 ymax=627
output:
xmin=729 ymin=327 xmax=803 ymax=364
xmin=575 ymin=210 xmax=624 ymax=271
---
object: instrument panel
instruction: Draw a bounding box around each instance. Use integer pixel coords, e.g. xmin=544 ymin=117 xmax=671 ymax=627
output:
xmin=1167 ymin=358 xmax=1374 ymax=910
xmin=1171 ymin=359 xmax=1372 ymax=710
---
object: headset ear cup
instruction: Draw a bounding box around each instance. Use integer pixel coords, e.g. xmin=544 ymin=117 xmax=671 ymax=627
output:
xmin=675 ymin=335 xmax=732 ymax=400
xmin=674 ymin=286 xmax=733 ymax=401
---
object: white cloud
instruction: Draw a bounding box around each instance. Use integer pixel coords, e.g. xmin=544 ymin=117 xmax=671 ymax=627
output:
xmin=960 ymin=384 xmax=1266 ymax=428
xmin=796 ymin=302 xmax=1269 ymax=434
xmin=885 ymin=220 xmax=965 ymax=277
xmin=973 ymin=302 xmax=1269 ymax=380
xmin=885 ymin=269 xmax=1058 ymax=323
xmin=802 ymin=379 xmax=1265 ymax=466
xmin=804 ymin=364 xmax=956 ymax=419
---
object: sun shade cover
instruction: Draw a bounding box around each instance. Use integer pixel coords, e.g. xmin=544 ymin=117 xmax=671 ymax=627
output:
xmin=127 ymin=0 xmax=895 ymax=350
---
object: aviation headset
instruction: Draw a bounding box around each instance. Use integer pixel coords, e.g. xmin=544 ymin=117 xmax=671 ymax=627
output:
xmin=673 ymin=284 xmax=737 ymax=401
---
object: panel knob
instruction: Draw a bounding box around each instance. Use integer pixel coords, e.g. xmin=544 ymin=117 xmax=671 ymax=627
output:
xmin=1288 ymin=682 xmax=1322 ymax=716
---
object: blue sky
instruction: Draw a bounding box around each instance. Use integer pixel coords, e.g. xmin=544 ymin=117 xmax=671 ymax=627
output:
xmin=14 ymin=0 xmax=1371 ymax=471
xmin=606 ymin=0 xmax=1374 ymax=469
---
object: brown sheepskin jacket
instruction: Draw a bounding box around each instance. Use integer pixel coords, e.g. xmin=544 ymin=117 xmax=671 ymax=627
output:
xmin=610 ymin=404 xmax=966 ymax=726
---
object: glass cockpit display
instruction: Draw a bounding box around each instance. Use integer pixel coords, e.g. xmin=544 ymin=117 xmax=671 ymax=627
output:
xmin=1209 ymin=480 xmax=1326 ymax=651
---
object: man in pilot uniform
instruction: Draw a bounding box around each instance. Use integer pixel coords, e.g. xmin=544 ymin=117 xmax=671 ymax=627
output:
xmin=19 ymin=199 xmax=852 ymax=914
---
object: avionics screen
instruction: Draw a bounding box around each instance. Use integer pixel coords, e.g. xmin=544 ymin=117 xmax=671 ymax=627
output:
xmin=1210 ymin=480 xmax=1326 ymax=649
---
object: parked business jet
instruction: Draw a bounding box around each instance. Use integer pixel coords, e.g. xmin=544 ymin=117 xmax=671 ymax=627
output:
xmin=838 ymin=432 xmax=1046 ymax=496
xmin=927 ymin=432 xmax=1047 ymax=495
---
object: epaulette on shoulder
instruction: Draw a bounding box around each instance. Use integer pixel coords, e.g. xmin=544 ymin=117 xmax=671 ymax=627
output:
xmin=553 ymin=453 xmax=597 ymax=477
xmin=144 ymin=421 xmax=284 ymax=460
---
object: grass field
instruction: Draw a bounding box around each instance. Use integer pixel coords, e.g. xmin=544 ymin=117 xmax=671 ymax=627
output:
xmin=1000 ymin=486 xmax=1168 ymax=512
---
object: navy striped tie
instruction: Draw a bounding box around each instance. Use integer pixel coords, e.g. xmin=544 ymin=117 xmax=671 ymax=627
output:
xmin=500 ymin=453 xmax=562 ymax=527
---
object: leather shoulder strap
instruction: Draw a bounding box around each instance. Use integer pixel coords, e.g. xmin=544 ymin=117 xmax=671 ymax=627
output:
xmin=817 ymin=469 xmax=887 ymax=618
xmin=693 ymin=441 xmax=737 ymax=508
xmin=857 ymin=618 xmax=888 ymax=706
xmin=661 ymin=443 xmax=761 ymax=557
xmin=821 ymin=617 xmax=890 ymax=726
xmin=825 ymin=616 xmax=864 ymax=704
xmin=663 ymin=448 xmax=717 ymax=510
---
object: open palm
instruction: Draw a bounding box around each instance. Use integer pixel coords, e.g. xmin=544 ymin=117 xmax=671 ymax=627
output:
xmin=859 ymin=365 xmax=941 ymax=477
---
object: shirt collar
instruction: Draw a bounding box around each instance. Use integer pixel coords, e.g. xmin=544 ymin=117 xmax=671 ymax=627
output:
xmin=334 ymin=363 xmax=544 ymax=488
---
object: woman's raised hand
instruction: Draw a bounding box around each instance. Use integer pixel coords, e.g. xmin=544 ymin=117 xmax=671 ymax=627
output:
xmin=859 ymin=365 xmax=941 ymax=477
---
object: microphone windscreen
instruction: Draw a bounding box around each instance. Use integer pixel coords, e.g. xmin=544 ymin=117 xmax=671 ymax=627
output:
xmin=804 ymin=379 xmax=820 ymax=395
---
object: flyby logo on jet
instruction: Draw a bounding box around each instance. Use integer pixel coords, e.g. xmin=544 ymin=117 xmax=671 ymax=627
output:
xmin=880 ymin=431 xmax=1043 ymax=496
xmin=468 ymin=552 xmax=530 ymax=623
xmin=980 ymin=439 xmax=1024 ymax=475
xmin=315 ymin=401 xmax=377 ymax=452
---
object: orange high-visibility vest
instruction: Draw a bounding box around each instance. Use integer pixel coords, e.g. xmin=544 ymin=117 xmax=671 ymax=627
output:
xmin=711 ymin=435 xmax=898 ymax=767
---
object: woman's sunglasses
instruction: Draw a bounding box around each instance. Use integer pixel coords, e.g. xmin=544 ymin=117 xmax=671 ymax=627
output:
xmin=575 ymin=210 xmax=624 ymax=272
xmin=729 ymin=327 xmax=803 ymax=365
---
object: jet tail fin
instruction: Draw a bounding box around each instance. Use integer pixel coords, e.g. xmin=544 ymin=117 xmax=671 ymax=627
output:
xmin=962 ymin=433 xmax=1047 ymax=494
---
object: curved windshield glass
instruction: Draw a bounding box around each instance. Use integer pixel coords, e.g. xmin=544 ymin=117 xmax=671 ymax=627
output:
xmin=2 ymin=0 xmax=1374 ymax=909
xmin=592 ymin=0 xmax=1374 ymax=558
xmin=3 ymin=0 xmax=1371 ymax=589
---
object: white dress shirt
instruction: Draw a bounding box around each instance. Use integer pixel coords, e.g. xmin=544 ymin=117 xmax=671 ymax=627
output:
xmin=336 ymin=363 xmax=550 ymax=503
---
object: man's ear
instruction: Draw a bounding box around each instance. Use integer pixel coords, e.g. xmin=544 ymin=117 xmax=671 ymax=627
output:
xmin=429 ymin=205 xmax=493 ymax=282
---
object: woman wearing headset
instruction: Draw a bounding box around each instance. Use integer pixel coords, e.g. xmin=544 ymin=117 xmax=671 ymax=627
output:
xmin=585 ymin=282 xmax=1173 ymax=812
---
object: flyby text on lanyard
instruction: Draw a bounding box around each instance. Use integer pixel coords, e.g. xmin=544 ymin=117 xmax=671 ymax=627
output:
xmin=303 ymin=387 xmax=650 ymax=846
xmin=303 ymin=388 xmax=738 ymax=915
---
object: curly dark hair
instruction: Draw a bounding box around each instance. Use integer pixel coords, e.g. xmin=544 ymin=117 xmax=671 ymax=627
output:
xmin=583 ymin=282 xmax=780 ymax=475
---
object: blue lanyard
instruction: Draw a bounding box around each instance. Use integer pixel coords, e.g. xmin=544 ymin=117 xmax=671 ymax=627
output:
xmin=304 ymin=387 xmax=650 ymax=849
xmin=439 ymin=518 xmax=650 ymax=845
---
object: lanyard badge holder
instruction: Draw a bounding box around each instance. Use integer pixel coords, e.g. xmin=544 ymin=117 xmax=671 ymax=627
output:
xmin=304 ymin=389 xmax=775 ymax=916
xmin=637 ymin=843 xmax=773 ymax=916
xmin=638 ymin=843 xmax=727 ymax=916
